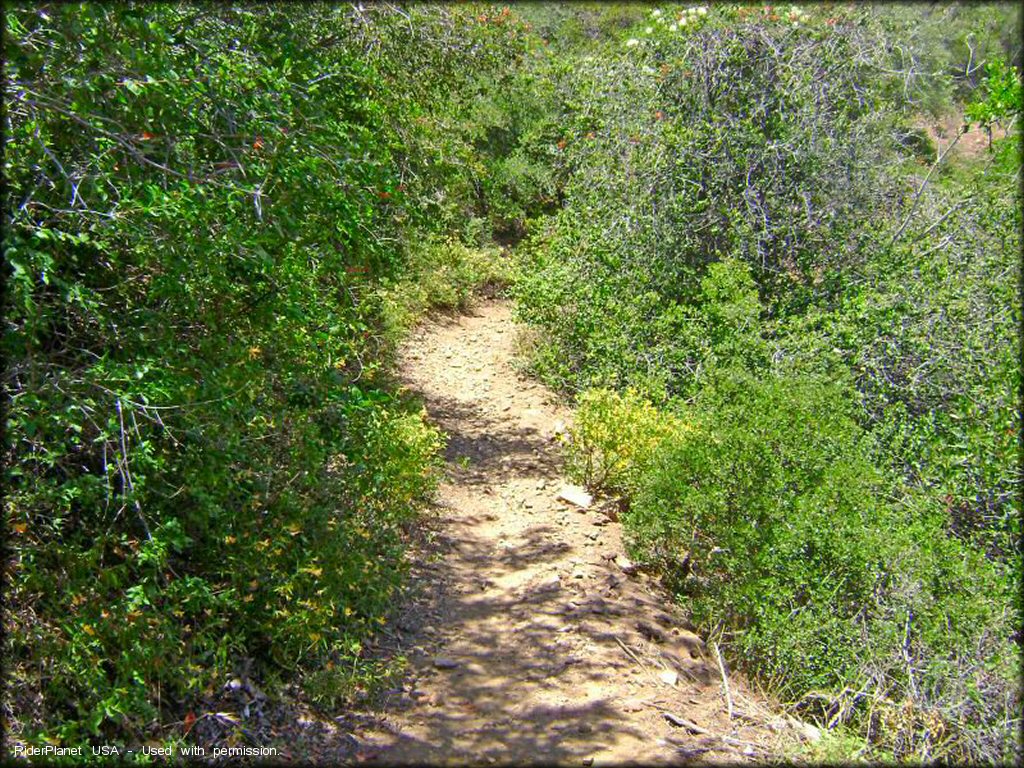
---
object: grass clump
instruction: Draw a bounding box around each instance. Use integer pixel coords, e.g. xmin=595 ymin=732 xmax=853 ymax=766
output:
xmin=376 ymin=238 xmax=514 ymax=340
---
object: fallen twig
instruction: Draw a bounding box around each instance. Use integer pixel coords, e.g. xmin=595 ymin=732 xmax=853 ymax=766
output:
xmin=720 ymin=734 xmax=767 ymax=752
xmin=711 ymin=641 xmax=734 ymax=721
xmin=614 ymin=636 xmax=681 ymax=691
xmin=614 ymin=636 xmax=650 ymax=675
xmin=662 ymin=711 xmax=710 ymax=734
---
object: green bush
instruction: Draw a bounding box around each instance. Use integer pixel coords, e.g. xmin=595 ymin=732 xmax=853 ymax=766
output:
xmin=515 ymin=7 xmax=1020 ymax=759
xmin=630 ymin=368 xmax=891 ymax=684
xmin=3 ymin=2 xmax=529 ymax=751
xmin=625 ymin=366 xmax=1019 ymax=761
xmin=375 ymin=238 xmax=514 ymax=341
xmin=565 ymin=387 xmax=685 ymax=496
xmin=515 ymin=7 xmax=900 ymax=395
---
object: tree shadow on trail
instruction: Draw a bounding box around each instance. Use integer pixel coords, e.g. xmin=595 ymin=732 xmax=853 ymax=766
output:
xmin=420 ymin=392 xmax=565 ymax=483
xmin=346 ymin=443 xmax=670 ymax=764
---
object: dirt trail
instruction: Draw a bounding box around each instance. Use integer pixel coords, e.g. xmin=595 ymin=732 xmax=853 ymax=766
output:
xmin=352 ymin=299 xmax=794 ymax=765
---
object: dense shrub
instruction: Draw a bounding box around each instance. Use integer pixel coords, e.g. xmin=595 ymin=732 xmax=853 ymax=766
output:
xmin=3 ymin=2 xmax=530 ymax=750
xmin=564 ymin=258 xmax=764 ymax=494
xmin=867 ymin=4 xmax=1022 ymax=114
xmin=375 ymin=238 xmax=514 ymax=340
xmin=515 ymin=6 xmax=901 ymax=395
xmin=513 ymin=3 xmax=1021 ymax=762
xmin=627 ymin=366 xmax=1018 ymax=761
xmin=565 ymin=387 xmax=684 ymax=496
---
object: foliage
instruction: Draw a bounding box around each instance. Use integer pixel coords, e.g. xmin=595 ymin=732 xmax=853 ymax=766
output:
xmin=866 ymin=3 xmax=1022 ymax=115
xmin=565 ymin=388 xmax=684 ymax=496
xmin=3 ymin=1 xmax=529 ymax=752
xmin=349 ymin=4 xmax=540 ymax=246
xmin=965 ymin=57 xmax=1024 ymax=127
xmin=563 ymin=258 xmax=764 ymax=494
xmin=4 ymin=2 xmax=1020 ymax=762
xmin=513 ymin=3 xmax=1022 ymax=762
xmin=627 ymin=366 xmax=1018 ymax=761
xmin=515 ymin=4 xmax=900 ymax=396
xmin=374 ymin=238 xmax=514 ymax=343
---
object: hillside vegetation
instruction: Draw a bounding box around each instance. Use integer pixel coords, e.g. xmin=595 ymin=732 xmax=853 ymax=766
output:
xmin=4 ymin=2 xmax=1021 ymax=764
xmin=514 ymin=3 xmax=1021 ymax=763
xmin=4 ymin=2 xmax=531 ymax=751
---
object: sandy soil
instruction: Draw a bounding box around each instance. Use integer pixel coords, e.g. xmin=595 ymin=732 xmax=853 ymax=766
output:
xmin=339 ymin=299 xmax=798 ymax=765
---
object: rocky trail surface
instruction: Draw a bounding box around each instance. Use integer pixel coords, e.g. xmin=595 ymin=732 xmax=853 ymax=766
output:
xmin=338 ymin=300 xmax=801 ymax=765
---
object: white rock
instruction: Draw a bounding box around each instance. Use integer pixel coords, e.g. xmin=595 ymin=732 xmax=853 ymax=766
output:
xmin=787 ymin=715 xmax=822 ymax=743
xmin=540 ymin=575 xmax=562 ymax=591
xmin=558 ymin=484 xmax=592 ymax=508
xmin=615 ymin=555 xmax=638 ymax=575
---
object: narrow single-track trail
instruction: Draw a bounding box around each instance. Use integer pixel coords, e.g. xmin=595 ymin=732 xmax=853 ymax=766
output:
xmin=351 ymin=299 xmax=796 ymax=765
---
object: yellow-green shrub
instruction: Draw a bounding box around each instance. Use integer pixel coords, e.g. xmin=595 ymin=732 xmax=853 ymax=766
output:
xmin=565 ymin=387 xmax=687 ymax=496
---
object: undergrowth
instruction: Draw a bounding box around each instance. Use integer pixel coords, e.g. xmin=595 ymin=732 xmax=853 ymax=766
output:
xmin=3 ymin=2 xmax=537 ymax=754
xmin=530 ymin=4 xmax=1021 ymax=763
